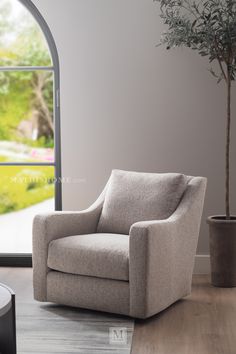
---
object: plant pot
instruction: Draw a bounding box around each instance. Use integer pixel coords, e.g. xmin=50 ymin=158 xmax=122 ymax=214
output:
xmin=207 ymin=216 xmax=236 ymax=287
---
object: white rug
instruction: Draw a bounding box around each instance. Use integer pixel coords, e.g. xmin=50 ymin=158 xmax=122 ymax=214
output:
xmin=17 ymin=302 xmax=134 ymax=354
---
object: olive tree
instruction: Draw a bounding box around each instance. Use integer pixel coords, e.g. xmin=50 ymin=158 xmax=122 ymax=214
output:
xmin=155 ymin=0 xmax=236 ymax=218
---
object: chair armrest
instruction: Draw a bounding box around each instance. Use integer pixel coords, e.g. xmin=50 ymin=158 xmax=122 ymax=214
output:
xmin=33 ymin=200 xmax=104 ymax=301
xmin=33 ymin=209 xmax=99 ymax=244
xmin=129 ymin=177 xmax=207 ymax=318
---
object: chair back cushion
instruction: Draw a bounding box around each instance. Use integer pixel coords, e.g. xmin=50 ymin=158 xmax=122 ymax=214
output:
xmin=97 ymin=170 xmax=188 ymax=235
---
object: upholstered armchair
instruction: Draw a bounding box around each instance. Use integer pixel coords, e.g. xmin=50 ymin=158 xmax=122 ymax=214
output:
xmin=33 ymin=170 xmax=206 ymax=319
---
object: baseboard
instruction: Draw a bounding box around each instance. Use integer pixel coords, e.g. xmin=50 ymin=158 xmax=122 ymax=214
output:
xmin=0 ymin=253 xmax=209 ymax=272
xmin=194 ymin=254 xmax=210 ymax=274
xmin=0 ymin=254 xmax=32 ymax=267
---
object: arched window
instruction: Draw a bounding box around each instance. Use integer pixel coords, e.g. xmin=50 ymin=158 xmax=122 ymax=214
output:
xmin=0 ymin=0 xmax=61 ymax=262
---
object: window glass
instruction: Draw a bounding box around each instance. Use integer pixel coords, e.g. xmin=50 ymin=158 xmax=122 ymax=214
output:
xmin=0 ymin=0 xmax=59 ymax=255
xmin=0 ymin=71 xmax=54 ymax=162
xmin=0 ymin=165 xmax=54 ymax=253
xmin=0 ymin=0 xmax=52 ymax=66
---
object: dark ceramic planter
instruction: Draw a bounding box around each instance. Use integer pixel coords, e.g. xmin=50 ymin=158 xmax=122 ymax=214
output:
xmin=207 ymin=216 xmax=236 ymax=287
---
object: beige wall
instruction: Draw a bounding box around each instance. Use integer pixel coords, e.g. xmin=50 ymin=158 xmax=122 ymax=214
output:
xmin=32 ymin=0 xmax=236 ymax=255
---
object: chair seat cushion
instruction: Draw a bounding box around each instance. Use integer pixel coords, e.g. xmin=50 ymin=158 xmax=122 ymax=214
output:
xmin=47 ymin=233 xmax=129 ymax=281
xmin=97 ymin=169 xmax=188 ymax=234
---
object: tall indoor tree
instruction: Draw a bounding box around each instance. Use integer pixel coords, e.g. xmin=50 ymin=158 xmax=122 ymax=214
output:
xmin=155 ymin=0 xmax=236 ymax=287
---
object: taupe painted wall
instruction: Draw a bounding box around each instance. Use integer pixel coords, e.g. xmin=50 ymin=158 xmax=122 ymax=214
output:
xmin=32 ymin=0 xmax=236 ymax=255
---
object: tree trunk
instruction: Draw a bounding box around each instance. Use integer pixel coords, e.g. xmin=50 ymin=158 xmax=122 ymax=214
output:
xmin=226 ymin=66 xmax=231 ymax=219
xmin=32 ymin=72 xmax=54 ymax=138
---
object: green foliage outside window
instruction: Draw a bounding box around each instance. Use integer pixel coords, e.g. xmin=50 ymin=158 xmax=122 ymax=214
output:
xmin=0 ymin=0 xmax=55 ymax=215
xmin=0 ymin=0 xmax=54 ymax=149
xmin=0 ymin=164 xmax=54 ymax=214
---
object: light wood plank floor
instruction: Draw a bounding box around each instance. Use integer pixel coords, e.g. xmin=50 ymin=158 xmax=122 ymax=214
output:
xmin=132 ymin=275 xmax=236 ymax=354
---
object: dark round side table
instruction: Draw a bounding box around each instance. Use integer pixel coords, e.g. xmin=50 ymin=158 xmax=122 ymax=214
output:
xmin=0 ymin=283 xmax=16 ymax=354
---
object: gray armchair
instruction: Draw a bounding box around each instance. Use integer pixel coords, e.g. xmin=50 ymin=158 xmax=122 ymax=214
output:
xmin=33 ymin=170 xmax=206 ymax=319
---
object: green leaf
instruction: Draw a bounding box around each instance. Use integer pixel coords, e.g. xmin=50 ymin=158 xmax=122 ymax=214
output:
xmin=154 ymin=0 xmax=236 ymax=83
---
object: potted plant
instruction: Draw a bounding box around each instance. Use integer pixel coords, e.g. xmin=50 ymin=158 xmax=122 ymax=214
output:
xmin=155 ymin=0 xmax=236 ymax=287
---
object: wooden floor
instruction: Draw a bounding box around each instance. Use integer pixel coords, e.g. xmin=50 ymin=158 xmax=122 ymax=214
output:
xmin=1 ymin=269 xmax=236 ymax=354
xmin=131 ymin=275 xmax=236 ymax=354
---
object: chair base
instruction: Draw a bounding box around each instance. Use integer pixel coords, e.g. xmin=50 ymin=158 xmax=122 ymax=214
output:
xmin=46 ymin=271 xmax=130 ymax=316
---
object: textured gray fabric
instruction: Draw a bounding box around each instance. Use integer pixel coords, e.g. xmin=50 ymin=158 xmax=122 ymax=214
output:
xmin=33 ymin=172 xmax=206 ymax=319
xmin=47 ymin=271 xmax=130 ymax=316
xmin=48 ymin=233 xmax=129 ymax=281
xmin=97 ymin=169 xmax=188 ymax=234
xmin=129 ymin=177 xmax=207 ymax=318
xmin=33 ymin=187 xmax=106 ymax=301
